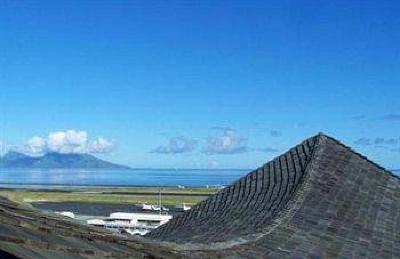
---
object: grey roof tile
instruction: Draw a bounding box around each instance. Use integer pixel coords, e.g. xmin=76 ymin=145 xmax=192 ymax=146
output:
xmin=147 ymin=133 xmax=400 ymax=258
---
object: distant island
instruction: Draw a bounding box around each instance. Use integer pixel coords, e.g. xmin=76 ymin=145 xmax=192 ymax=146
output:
xmin=0 ymin=151 xmax=130 ymax=169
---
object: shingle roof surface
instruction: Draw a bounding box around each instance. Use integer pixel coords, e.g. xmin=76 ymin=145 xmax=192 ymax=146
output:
xmin=147 ymin=134 xmax=400 ymax=258
xmin=0 ymin=197 xmax=181 ymax=258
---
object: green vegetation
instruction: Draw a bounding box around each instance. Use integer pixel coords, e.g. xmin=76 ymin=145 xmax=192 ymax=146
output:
xmin=0 ymin=187 xmax=219 ymax=206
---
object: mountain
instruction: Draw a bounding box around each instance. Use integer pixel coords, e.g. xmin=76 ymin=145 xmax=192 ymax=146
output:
xmin=0 ymin=151 xmax=130 ymax=169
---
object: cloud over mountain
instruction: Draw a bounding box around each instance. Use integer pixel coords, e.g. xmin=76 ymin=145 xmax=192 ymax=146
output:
xmin=88 ymin=137 xmax=114 ymax=153
xmin=151 ymin=136 xmax=197 ymax=154
xmin=24 ymin=136 xmax=47 ymax=154
xmin=23 ymin=130 xmax=114 ymax=155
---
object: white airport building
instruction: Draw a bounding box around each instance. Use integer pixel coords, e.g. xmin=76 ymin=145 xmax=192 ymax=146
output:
xmin=87 ymin=212 xmax=173 ymax=236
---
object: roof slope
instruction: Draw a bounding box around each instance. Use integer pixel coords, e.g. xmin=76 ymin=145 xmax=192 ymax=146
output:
xmin=0 ymin=196 xmax=181 ymax=259
xmin=147 ymin=134 xmax=400 ymax=258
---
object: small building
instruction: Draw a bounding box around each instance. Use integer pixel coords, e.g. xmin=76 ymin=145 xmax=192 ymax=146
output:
xmin=87 ymin=212 xmax=172 ymax=236
xmin=55 ymin=211 xmax=75 ymax=219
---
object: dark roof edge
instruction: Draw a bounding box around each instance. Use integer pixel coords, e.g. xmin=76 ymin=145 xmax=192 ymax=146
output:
xmin=318 ymin=132 xmax=400 ymax=182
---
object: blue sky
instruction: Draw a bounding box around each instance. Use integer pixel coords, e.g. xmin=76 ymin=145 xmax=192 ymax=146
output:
xmin=0 ymin=0 xmax=399 ymax=169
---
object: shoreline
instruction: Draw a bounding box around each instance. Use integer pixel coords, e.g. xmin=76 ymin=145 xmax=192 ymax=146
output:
xmin=0 ymin=183 xmax=227 ymax=189
xmin=0 ymin=185 xmax=218 ymax=208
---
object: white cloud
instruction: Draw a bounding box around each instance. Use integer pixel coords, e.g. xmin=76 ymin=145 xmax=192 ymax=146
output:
xmin=151 ymin=136 xmax=197 ymax=154
xmin=203 ymin=130 xmax=247 ymax=155
xmin=88 ymin=137 xmax=114 ymax=153
xmin=47 ymin=130 xmax=88 ymax=154
xmin=354 ymin=138 xmax=372 ymax=146
xmin=270 ymin=130 xmax=282 ymax=137
xmin=374 ymin=137 xmax=398 ymax=146
xmin=23 ymin=130 xmax=114 ymax=155
xmin=208 ymin=160 xmax=219 ymax=168
xmin=0 ymin=140 xmax=7 ymax=155
xmin=355 ymin=137 xmax=399 ymax=147
xmin=382 ymin=114 xmax=400 ymax=121
xmin=24 ymin=136 xmax=47 ymax=154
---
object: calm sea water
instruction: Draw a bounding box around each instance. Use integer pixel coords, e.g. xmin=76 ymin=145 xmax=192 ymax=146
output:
xmin=1 ymin=169 xmax=398 ymax=189
xmin=0 ymin=169 xmax=249 ymax=188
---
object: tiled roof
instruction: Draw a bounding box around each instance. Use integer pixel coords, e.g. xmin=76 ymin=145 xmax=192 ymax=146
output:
xmin=147 ymin=134 xmax=400 ymax=258
xmin=0 ymin=197 xmax=180 ymax=258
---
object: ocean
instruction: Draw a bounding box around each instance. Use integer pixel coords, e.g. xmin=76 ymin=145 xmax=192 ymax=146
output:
xmin=0 ymin=168 xmax=249 ymax=188
xmin=1 ymin=169 xmax=398 ymax=189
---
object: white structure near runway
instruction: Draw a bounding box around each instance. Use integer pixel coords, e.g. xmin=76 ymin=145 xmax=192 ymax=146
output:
xmin=55 ymin=211 xmax=75 ymax=219
xmin=87 ymin=212 xmax=172 ymax=236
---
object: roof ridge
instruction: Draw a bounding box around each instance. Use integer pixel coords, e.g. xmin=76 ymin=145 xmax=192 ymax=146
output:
xmin=320 ymin=134 xmax=400 ymax=182
xmin=146 ymin=133 xmax=324 ymax=245
xmin=265 ymin=133 xmax=322 ymax=166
